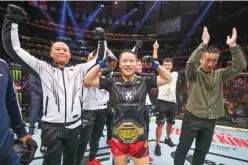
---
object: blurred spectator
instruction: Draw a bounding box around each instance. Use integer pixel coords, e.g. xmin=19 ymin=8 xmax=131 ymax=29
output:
xmin=223 ymin=98 xmax=237 ymax=124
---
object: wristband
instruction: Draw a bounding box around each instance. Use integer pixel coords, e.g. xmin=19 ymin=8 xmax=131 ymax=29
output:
xmin=98 ymin=60 xmax=107 ymax=68
xmin=151 ymin=61 xmax=159 ymax=69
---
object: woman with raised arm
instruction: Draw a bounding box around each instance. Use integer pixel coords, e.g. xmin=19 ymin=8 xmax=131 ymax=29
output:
xmin=83 ymin=51 xmax=172 ymax=165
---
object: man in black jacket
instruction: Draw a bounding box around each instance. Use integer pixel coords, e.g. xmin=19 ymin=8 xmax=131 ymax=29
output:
xmin=28 ymin=73 xmax=43 ymax=135
xmin=0 ymin=59 xmax=35 ymax=165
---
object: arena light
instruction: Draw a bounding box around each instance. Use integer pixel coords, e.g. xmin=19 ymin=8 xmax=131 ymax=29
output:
xmin=66 ymin=4 xmax=77 ymax=27
xmin=101 ymin=4 xmax=104 ymax=8
xmin=118 ymin=9 xmax=137 ymax=23
xmin=38 ymin=6 xmax=55 ymax=23
xmin=133 ymin=0 xmax=159 ymax=34
xmin=65 ymin=2 xmax=81 ymax=40
xmin=115 ymin=1 xmax=118 ymax=4
xmin=58 ymin=1 xmax=67 ymax=37
xmin=106 ymin=9 xmax=137 ymax=32
xmin=66 ymin=3 xmax=79 ymax=29
xmin=80 ymin=6 xmax=103 ymax=36
xmin=181 ymin=1 xmax=214 ymax=49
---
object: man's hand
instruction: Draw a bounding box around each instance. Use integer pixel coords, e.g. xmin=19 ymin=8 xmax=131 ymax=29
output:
xmin=6 ymin=4 xmax=27 ymax=23
xmin=101 ymin=68 xmax=113 ymax=75
xmin=226 ymin=28 xmax=237 ymax=48
xmin=28 ymin=127 xmax=35 ymax=135
xmin=228 ymin=102 xmax=234 ymax=109
xmin=99 ymin=54 xmax=117 ymax=69
xmin=93 ymin=27 xmax=105 ymax=40
xmin=132 ymin=40 xmax=143 ymax=53
xmin=135 ymin=40 xmax=143 ymax=49
xmin=142 ymin=56 xmax=153 ymax=68
xmin=142 ymin=55 xmax=159 ymax=70
xmin=105 ymin=55 xmax=117 ymax=69
xmin=153 ymin=40 xmax=159 ymax=50
xmin=19 ymin=134 xmax=32 ymax=148
xmin=21 ymin=138 xmax=38 ymax=165
xmin=87 ymin=51 xmax=96 ymax=62
xmin=202 ymin=26 xmax=210 ymax=44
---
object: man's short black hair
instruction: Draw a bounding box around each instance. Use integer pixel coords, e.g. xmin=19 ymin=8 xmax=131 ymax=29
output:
xmin=162 ymin=58 xmax=174 ymax=65
xmin=202 ymin=47 xmax=220 ymax=54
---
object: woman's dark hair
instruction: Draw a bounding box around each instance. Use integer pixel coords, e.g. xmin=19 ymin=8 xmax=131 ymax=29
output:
xmin=119 ymin=50 xmax=137 ymax=60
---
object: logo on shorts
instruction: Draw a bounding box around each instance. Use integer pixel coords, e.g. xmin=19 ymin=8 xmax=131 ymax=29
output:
xmin=40 ymin=146 xmax=48 ymax=152
xmin=82 ymin=119 xmax=88 ymax=127
xmin=123 ymin=91 xmax=134 ymax=101
xmin=144 ymin=140 xmax=148 ymax=148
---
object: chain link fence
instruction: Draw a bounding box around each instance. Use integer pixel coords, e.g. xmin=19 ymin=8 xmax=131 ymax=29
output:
xmin=10 ymin=67 xmax=248 ymax=129
xmin=10 ymin=64 xmax=31 ymax=122
xmin=175 ymin=73 xmax=248 ymax=129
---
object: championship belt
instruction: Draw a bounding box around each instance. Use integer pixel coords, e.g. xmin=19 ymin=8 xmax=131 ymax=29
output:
xmin=113 ymin=120 xmax=144 ymax=144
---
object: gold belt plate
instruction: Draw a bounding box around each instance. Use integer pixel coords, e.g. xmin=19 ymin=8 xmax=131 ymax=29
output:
xmin=113 ymin=121 xmax=144 ymax=144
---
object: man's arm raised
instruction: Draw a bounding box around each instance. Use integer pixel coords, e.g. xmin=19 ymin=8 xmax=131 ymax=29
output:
xmin=2 ymin=4 xmax=46 ymax=75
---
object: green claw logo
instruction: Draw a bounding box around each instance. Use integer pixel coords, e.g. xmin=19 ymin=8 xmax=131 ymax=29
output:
xmin=17 ymin=92 xmax=22 ymax=103
xmin=11 ymin=69 xmax=22 ymax=81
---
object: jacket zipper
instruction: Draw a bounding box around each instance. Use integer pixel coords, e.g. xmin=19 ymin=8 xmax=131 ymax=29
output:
xmin=57 ymin=94 xmax=60 ymax=113
xmin=44 ymin=96 xmax=49 ymax=117
xmin=61 ymin=69 xmax=67 ymax=124
xmin=79 ymin=96 xmax=82 ymax=110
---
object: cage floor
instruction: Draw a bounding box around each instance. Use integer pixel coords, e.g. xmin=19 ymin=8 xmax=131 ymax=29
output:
xmin=29 ymin=119 xmax=248 ymax=165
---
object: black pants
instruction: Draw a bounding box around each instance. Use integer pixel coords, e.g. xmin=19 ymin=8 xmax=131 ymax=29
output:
xmin=40 ymin=123 xmax=81 ymax=165
xmin=174 ymin=111 xmax=216 ymax=165
xmin=29 ymin=99 xmax=43 ymax=129
xmin=76 ymin=109 xmax=106 ymax=165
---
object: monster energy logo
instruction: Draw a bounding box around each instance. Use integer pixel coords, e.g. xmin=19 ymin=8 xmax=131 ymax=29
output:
xmin=11 ymin=70 xmax=22 ymax=81
xmin=17 ymin=92 xmax=22 ymax=103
